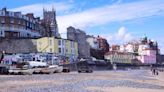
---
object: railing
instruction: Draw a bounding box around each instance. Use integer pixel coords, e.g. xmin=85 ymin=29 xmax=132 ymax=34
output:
xmin=0 ymin=26 xmax=41 ymax=37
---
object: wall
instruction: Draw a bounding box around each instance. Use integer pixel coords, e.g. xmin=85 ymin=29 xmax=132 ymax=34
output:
xmin=0 ymin=38 xmax=37 ymax=53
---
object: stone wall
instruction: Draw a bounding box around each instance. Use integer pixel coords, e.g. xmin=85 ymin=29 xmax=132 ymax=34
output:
xmin=0 ymin=38 xmax=37 ymax=53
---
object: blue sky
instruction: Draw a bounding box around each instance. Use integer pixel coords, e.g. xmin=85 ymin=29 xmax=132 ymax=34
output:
xmin=0 ymin=0 xmax=164 ymax=53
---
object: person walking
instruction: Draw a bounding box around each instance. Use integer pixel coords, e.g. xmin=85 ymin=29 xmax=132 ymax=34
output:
xmin=152 ymin=68 xmax=156 ymax=75
xmin=0 ymin=51 xmax=5 ymax=64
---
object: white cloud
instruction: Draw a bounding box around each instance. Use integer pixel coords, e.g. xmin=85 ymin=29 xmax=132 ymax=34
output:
xmin=10 ymin=2 xmax=73 ymax=17
xmin=9 ymin=0 xmax=164 ymax=50
xmin=9 ymin=0 xmax=164 ymax=34
xmin=101 ymin=26 xmax=133 ymax=44
xmin=57 ymin=0 xmax=164 ymax=33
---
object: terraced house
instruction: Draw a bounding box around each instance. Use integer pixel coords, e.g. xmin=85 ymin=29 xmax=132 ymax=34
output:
xmin=36 ymin=37 xmax=78 ymax=61
xmin=0 ymin=7 xmax=60 ymax=38
xmin=0 ymin=7 xmax=45 ymax=38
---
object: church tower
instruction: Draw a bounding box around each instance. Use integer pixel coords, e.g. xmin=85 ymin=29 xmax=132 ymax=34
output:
xmin=43 ymin=7 xmax=60 ymax=37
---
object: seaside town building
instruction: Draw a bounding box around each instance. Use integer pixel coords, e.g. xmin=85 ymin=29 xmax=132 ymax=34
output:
xmin=36 ymin=37 xmax=78 ymax=61
xmin=105 ymin=36 xmax=159 ymax=64
xmin=0 ymin=7 xmax=162 ymax=65
xmin=120 ymin=43 xmax=137 ymax=53
xmin=104 ymin=51 xmax=135 ymax=64
xmin=0 ymin=7 xmax=45 ymax=38
xmin=97 ymin=36 xmax=109 ymax=53
xmin=86 ymin=35 xmax=110 ymax=59
xmin=157 ymin=54 xmax=164 ymax=64
xmin=0 ymin=7 xmax=60 ymax=38
xmin=0 ymin=7 xmax=77 ymax=63
xmin=137 ymin=48 xmax=156 ymax=64
xmin=110 ymin=45 xmax=120 ymax=51
xmin=86 ymin=35 xmax=99 ymax=50
xmin=42 ymin=8 xmax=60 ymax=38
xmin=67 ymin=26 xmax=90 ymax=59
xmin=136 ymin=36 xmax=158 ymax=64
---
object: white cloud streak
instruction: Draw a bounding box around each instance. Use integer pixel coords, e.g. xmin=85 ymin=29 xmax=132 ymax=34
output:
xmin=10 ymin=2 xmax=73 ymax=17
xmin=57 ymin=0 xmax=164 ymax=33
xmin=10 ymin=0 xmax=164 ymax=34
xmin=9 ymin=0 xmax=164 ymax=53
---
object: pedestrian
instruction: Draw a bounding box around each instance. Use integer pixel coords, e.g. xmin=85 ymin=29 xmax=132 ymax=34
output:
xmin=152 ymin=68 xmax=156 ymax=75
xmin=0 ymin=51 xmax=5 ymax=64
xmin=155 ymin=70 xmax=159 ymax=75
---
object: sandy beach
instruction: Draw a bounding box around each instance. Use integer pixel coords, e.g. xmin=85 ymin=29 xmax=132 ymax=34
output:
xmin=0 ymin=70 xmax=164 ymax=92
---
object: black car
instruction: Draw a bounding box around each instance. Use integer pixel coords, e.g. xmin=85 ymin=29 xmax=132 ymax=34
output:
xmin=0 ymin=65 xmax=9 ymax=74
xmin=78 ymin=66 xmax=93 ymax=73
xmin=77 ymin=59 xmax=93 ymax=73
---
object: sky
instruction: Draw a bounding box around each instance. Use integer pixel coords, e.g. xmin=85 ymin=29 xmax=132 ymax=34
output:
xmin=0 ymin=0 xmax=164 ymax=53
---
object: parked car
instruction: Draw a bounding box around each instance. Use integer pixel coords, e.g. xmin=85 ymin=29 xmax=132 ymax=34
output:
xmin=62 ymin=67 xmax=70 ymax=73
xmin=78 ymin=66 xmax=93 ymax=73
xmin=0 ymin=64 xmax=9 ymax=74
xmin=77 ymin=59 xmax=93 ymax=73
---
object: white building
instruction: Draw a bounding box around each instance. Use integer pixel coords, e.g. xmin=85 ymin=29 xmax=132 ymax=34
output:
xmin=86 ymin=36 xmax=99 ymax=49
xmin=120 ymin=44 xmax=135 ymax=53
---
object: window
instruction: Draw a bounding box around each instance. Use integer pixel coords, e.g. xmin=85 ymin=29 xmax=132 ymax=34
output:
xmin=49 ymin=39 xmax=52 ymax=45
xmin=50 ymin=48 xmax=52 ymax=52
xmin=71 ymin=42 xmax=74 ymax=48
xmin=71 ymin=49 xmax=74 ymax=54
xmin=58 ymin=48 xmax=61 ymax=53
xmin=27 ymin=22 xmax=29 ymax=27
xmin=58 ymin=40 xmax=61 ymax=45
xmin=10 ymin=18 xmax=14 ymax=23
xmin=62 ymin=40 xmax=65 ymax=45
xmin=62 ymin=48 xmax=65 ymax=54
xmin=23 ymin=21 xmax=26 ymax=26
xmin=1 ymin=11 xmax=5 ymax=16
xmin=0 ymin=30 xmax=3 ymax=35
xmin=9 ymin=12 xmax=14 ymax=16
xmin=18 ymin=20 xmax=21 ymax=24
xmin=0 ymin=11 xmax=2 ymax=16
xmin=1 ymin=18 xmax=5 ymax=23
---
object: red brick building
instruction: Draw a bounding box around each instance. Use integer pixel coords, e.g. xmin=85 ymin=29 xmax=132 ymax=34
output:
xmin=96 ymin=36 xmax=109 ymax=53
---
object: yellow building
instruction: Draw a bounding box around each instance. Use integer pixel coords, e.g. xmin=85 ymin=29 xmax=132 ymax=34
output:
xmin=36 ymin=37 xmax=78 ymax=59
